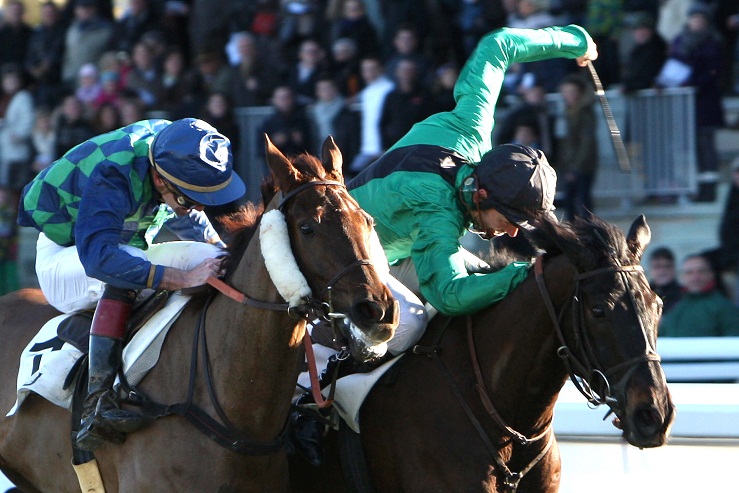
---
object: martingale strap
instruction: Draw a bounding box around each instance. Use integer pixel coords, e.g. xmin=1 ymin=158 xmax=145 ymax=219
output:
xmin=123 ymin=293 xmax=289 ymax=455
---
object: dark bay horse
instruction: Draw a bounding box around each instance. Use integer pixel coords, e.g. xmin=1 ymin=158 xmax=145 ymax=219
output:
xmin=290 ymin=214 xmax=676 ymax=493
xmin=0 ymin=136 xmax=397 ymax=492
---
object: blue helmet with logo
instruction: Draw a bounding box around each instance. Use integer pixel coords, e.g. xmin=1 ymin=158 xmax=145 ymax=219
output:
xmin=149 ymin=118 xmax=246 ymax=206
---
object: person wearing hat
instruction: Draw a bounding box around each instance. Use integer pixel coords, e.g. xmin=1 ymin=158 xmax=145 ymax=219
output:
xmin=666 ymin=1 xmax=725 ymax=202
xmin=622 ymin=11 xmax=668 ymax=93
xmin=290 ymin=24 xmax=598 ymax=467
xmin=17 ymin=117 xmax=245 ymax=451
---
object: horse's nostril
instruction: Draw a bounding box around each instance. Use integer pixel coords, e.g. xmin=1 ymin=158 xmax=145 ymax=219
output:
xmin=633 ymin=405 xmax=663 ymax=436
xmin=353 ymin=300 xmax=384 ymax=323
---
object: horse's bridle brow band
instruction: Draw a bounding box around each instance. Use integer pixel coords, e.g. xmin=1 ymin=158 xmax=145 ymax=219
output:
xmin=277 ymin=180 xmax=344 ymax=210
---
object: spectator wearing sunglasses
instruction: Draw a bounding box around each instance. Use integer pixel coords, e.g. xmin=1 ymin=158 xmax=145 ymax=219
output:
xmin=17 ymin=117 xmax=245 ymax=451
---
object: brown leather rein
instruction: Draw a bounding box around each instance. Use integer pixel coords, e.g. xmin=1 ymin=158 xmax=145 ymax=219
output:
xmin=417 ymin=254 xmax=660 ymax=492
xmin=206 ymin=180 xmax=375 ymax=409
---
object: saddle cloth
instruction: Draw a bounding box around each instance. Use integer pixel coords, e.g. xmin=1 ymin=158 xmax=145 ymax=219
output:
xmin=295 ymin=335 xmax=404 ymax=434
xmin=6 ymin=293 xmax=191 ymax=417
xmin=296 ymin=303 xmax=438 ymax=433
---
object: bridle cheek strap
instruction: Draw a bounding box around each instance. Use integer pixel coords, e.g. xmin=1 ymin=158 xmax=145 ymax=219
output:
xmin=534 ymin=256 xmax=659 ymax=412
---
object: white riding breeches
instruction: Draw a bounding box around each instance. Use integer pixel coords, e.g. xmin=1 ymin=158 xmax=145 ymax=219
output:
xmin=383 ymin=251 xmax=488 ymax=355
xmin=385 ymin=274 xmax=427 ymax=356
xmin=35 ymin=233 xmax=224 ymax=313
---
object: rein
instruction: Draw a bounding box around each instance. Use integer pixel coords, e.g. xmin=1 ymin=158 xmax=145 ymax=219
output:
xmin=533 ymin=255 xmax=661 ymax=416
xmin=413 ymin=318 xmax=553 ymax=493
xmin=125 ymin=179 xmax=375 ymax=454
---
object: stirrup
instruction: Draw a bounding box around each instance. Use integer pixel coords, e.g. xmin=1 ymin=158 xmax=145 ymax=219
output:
xmin=97 ymin=390 xmax=144 ymax=433
xmin=75 ymin=413 xmax=126 ymax=451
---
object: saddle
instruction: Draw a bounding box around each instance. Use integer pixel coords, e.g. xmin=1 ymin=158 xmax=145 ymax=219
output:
xmin=57 ymin=290 xmax=171 ymax=354
xmin=7 ymin=291 xmax=192 ymax=418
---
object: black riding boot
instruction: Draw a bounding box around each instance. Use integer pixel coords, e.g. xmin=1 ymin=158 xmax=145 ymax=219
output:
xmin=290 ymin=352 xmax=391 ymax=466
xmin=290 ymin=393 xmax=329 ymax=467
xmin=76 ymin=287 xmax=144 ymax=451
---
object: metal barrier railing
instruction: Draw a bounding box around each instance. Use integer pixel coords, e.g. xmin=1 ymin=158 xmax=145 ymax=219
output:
xmin=543 ymin=86 xmax=697 ymax=209
xmin=235 ymin=87 xmax=698 ymax=207
xmin=624 ymin=87 xmax=697 ymax=201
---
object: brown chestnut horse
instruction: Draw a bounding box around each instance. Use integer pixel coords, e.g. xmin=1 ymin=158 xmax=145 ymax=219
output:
xmin=0 ymin=136 xmax=397 ymax=492
xmin=290 ymin=214 xmax=676 ymax=492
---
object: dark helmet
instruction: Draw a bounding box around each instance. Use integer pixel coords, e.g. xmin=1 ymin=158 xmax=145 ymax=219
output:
xmin=149 ymin=118 xmax=245 ymax=206
xmin=464 ymin=143 xmax=557 ymax=230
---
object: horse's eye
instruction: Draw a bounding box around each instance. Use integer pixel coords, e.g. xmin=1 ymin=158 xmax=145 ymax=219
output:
xmin=299 ymin=222 xmax=315 ymax=236
xmin=592 ymin=306 xmax=605 ymax=318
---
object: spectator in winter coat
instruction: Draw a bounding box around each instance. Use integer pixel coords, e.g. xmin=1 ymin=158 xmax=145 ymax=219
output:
xmin=622 ymin=12 xmax=668 ymax=92
xmin=660 ymin=253 xmax=739 ymax=336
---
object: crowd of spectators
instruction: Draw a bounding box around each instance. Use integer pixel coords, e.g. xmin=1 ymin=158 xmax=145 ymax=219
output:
xmin=1 ymin=0 xmax=739 ymax=297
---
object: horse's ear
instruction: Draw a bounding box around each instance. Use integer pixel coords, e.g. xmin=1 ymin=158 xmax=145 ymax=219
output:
xmin=321 ymin=135 xmax=344 ymax=182
xmin=626 ymin=214 xmax=651 ymax=261
xmin=264 ymin=134 xmax=301 ymax=189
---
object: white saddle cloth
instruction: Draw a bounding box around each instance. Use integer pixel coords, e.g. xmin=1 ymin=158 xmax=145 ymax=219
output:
xmin=295 ymin=338 xmax=404 ymax=434
xmin=7 ymin=293 xmax=191 ymax=417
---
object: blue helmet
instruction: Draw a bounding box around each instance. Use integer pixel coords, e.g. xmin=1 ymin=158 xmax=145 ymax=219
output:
xmin=149 ymin=118 xmax=245 ymax=206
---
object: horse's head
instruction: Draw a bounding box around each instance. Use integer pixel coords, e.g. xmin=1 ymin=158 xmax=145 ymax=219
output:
xmin=532 ymin=214 xmax=675 ymax=448
xmin=260 ymin=135 xmax=397 ymax=360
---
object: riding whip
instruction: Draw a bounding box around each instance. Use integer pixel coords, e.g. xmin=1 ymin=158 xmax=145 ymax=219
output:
xmin=586 ymin=61 xmax=632 ymax=173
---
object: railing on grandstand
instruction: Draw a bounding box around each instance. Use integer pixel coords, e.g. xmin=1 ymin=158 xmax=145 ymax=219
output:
xmin=544 ymin=87 xmax=697 ymax=209
xmin=234 ymin=88 xmax=698 ymax=206
xmin=235 ymin=106 xmax=274 ymax=203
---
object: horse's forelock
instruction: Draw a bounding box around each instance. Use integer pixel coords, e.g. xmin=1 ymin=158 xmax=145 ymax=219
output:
xmin=289 ymin=153 xmax=327 ymax=181
xmin=568 ymin=215 xmax=630 ymax=263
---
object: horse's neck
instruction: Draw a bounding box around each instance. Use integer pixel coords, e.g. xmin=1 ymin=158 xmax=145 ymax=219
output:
xmin=203 ymin=233 xmax=305 ymax=435
xmin=475 ymin=256 xmax=574 ymax=435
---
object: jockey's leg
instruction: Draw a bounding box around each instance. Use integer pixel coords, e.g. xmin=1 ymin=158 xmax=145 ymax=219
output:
xmin=76 ymin=286 xmax=144 ymax=451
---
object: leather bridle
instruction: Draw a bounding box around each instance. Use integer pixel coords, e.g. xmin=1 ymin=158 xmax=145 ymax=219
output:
xmin=414 ymin=253 xmax=660 ymax=492
xmin=209 ymin=180 xmax=374 ymax=320
xmin=534 ymin=255 xmax=661 ymax=418
xmin=126 ymin=179 xmax=380 ymax=454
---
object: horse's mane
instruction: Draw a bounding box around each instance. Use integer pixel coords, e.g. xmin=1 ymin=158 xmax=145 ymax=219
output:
xmin=482 ymin=213 xmax=633 ymax=271
xmin=217 ymin=152 xmax=330 ymax=279
xmin=526 ymin=214 xmax=633 ymax=270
